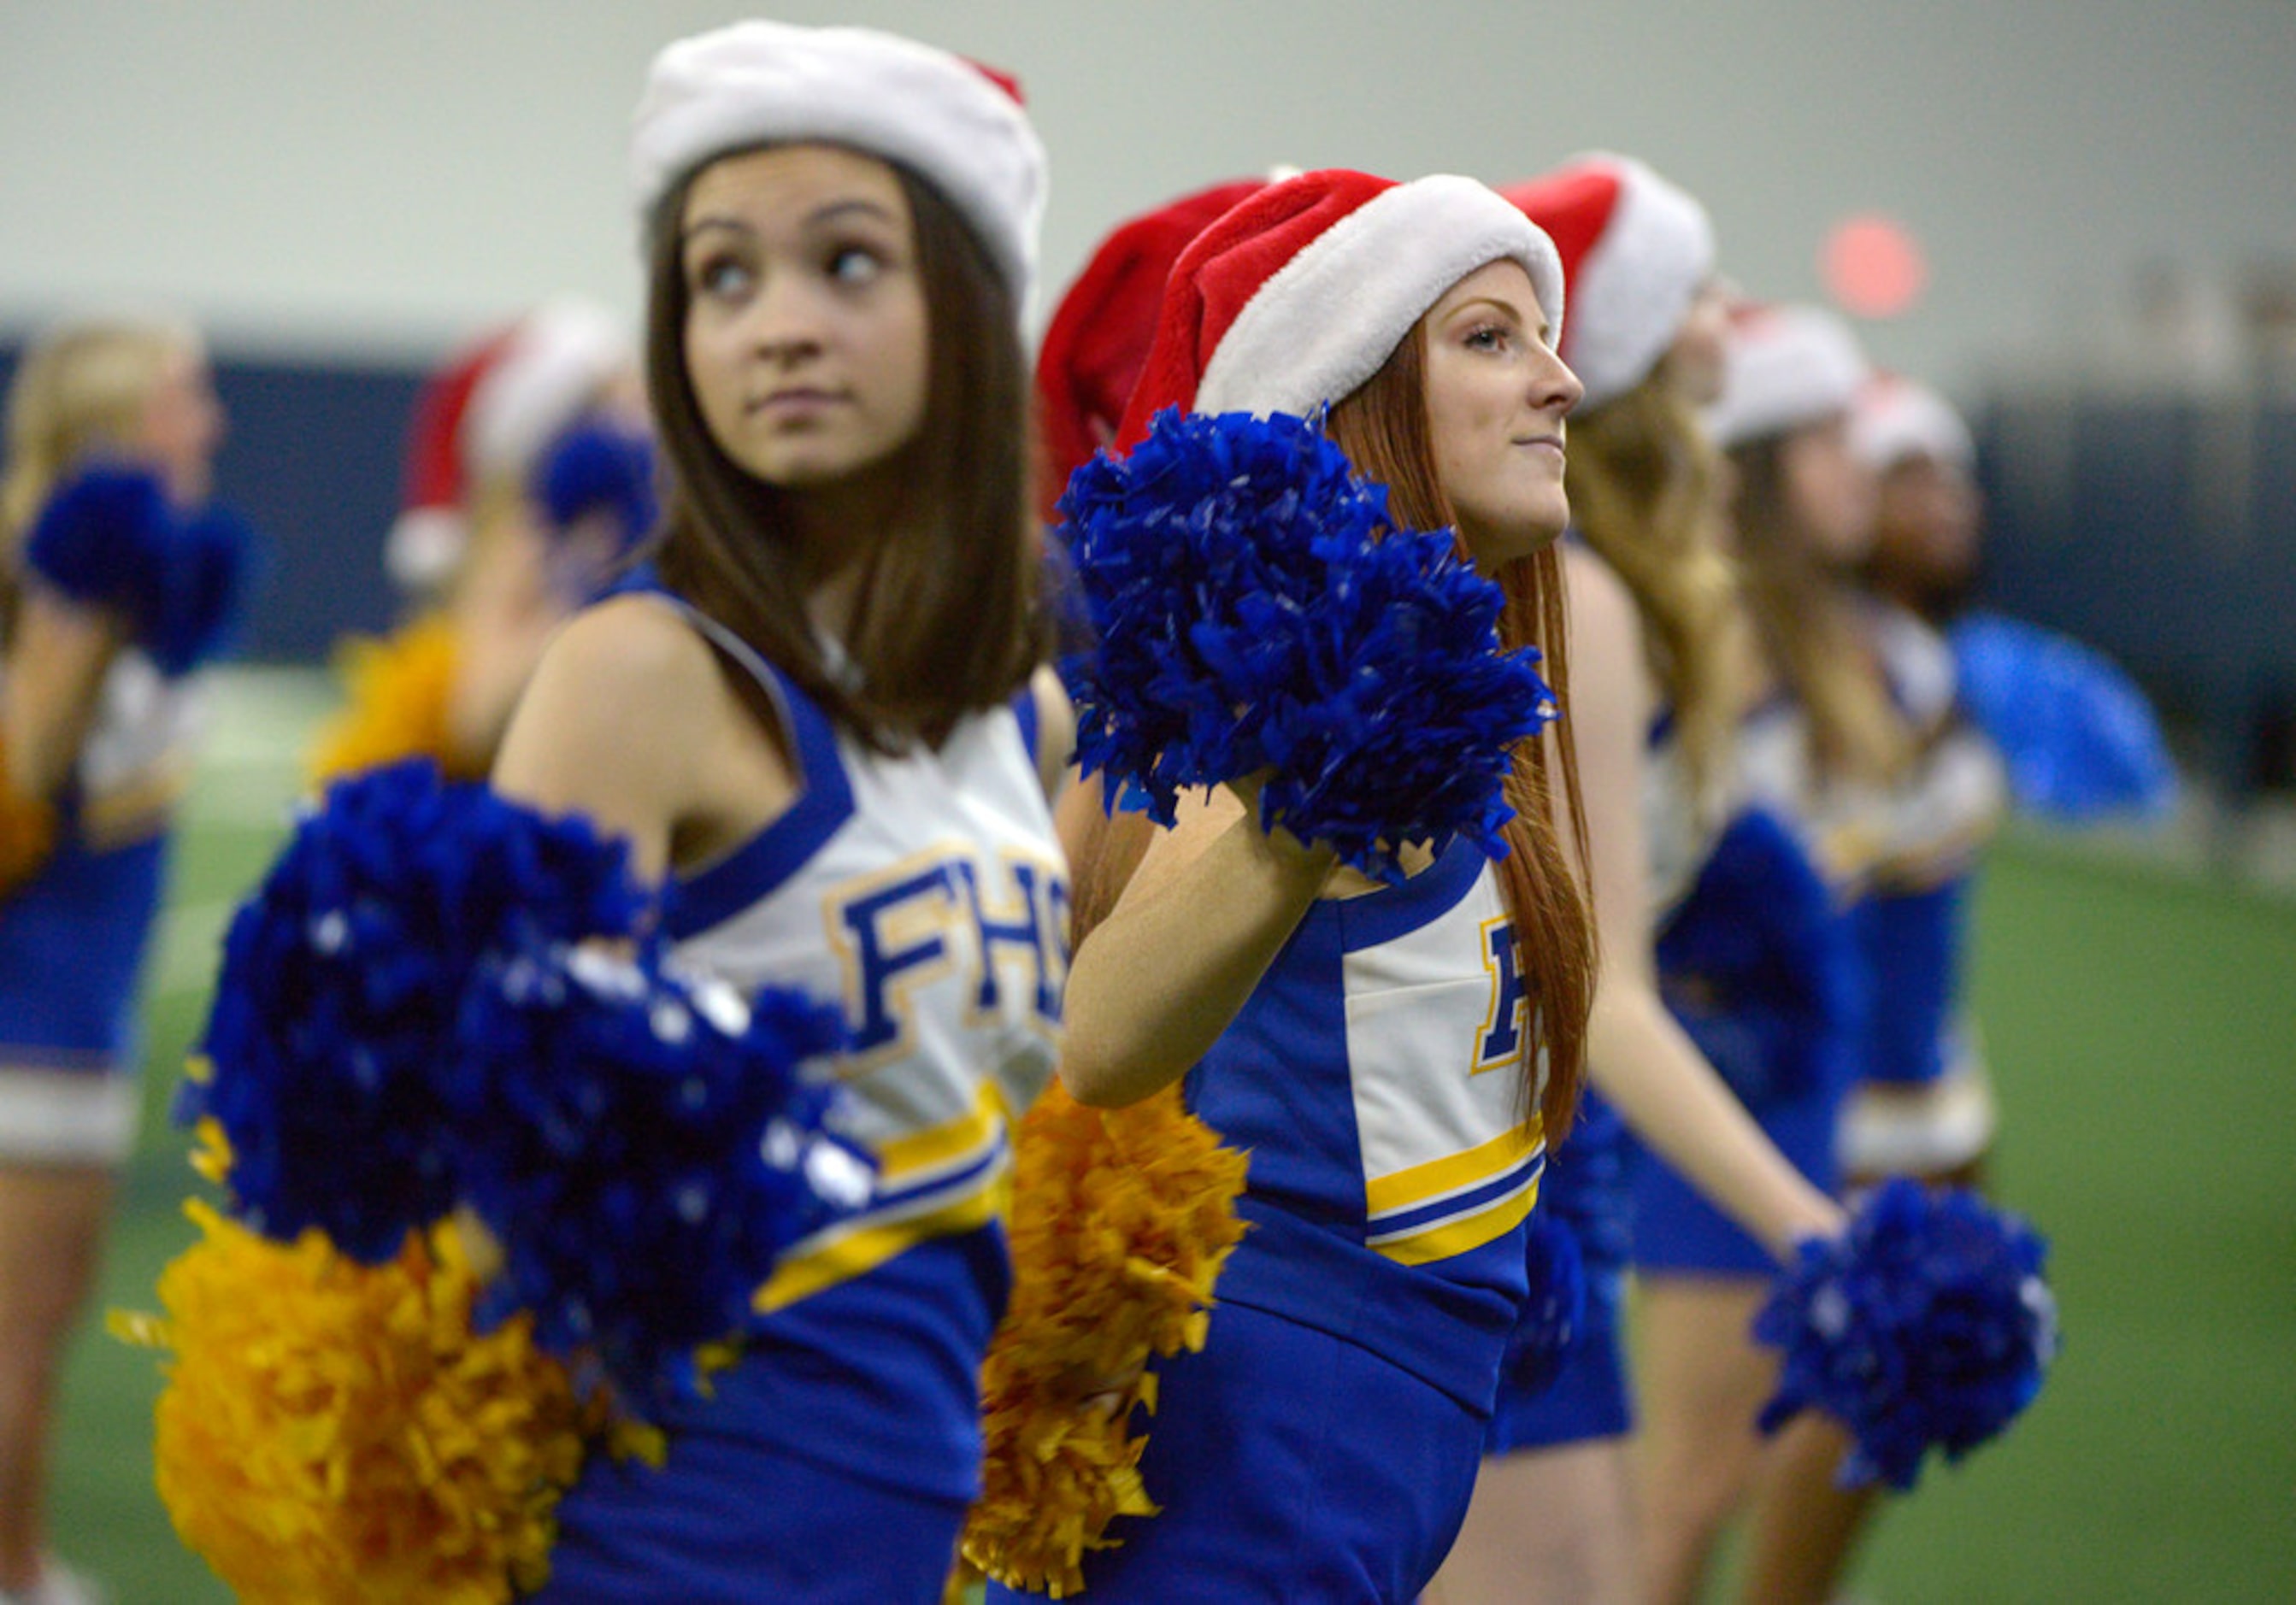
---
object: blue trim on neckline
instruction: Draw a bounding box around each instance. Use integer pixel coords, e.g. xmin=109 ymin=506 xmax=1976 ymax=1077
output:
xmin=1317 ymin=836 xmax=1489 ymax=954
xmin=659 ymin=619 xmax=857 ymax=943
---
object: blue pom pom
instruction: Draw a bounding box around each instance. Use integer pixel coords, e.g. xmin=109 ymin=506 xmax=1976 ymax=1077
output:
xmin=144 ymin=503 xmax=254 ymax=675
xmin=1753 ymin=1178 xmax=2058 ymax=1490
xmin=1057 ymin=409 xmax=1555 ymax=883
xmin=1500 ymin=1206 xmax=1587 ymax=1397
xmin=449 ymin=942 xmax=871 ymax=1398
xmin=23 ymin=462 xmax=172 ymax=616
xmin=186 ymin=760 xmax=647 ymax=1262
xmin=1656 ymin=808 xmax=1863 ymax=1108
xmin=22 ymin=464 xmax=254 ymax=676
xmin=1949 ymin=611 xmax=2178 ymax=822
xmin=533 ymin=419 xmax=657 ymax=592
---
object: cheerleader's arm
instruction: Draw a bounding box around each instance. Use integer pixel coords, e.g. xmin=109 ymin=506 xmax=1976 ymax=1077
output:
xmin=1057 ymin=780 xmax=1331 ymax=1109
xmin=1561 ymin=544 xmax=1843 ymax=1259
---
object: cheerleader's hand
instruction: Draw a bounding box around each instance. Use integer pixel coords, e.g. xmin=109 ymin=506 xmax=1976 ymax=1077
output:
xmin=1753 ymin=1178 xmax=2058 ymax=1490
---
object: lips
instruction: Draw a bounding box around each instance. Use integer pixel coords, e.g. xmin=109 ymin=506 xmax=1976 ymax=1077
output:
xmin=752 ymin=388 xmax=845 ymax=417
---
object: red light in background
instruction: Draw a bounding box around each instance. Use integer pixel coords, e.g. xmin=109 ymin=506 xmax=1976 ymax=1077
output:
xmin=1822 ymin=214 xmax=1928 ymax=319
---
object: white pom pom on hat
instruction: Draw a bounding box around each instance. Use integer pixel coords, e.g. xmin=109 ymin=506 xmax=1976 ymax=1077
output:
xmin=1503 ymin=153 xmax=1716 ymax=411
xmin=627 ymin=19 xmax=1046 ymax=308
xmin=1117 ymin=168 xmax=1564 ymax=447
xmin=1704 ymin=302 xmax=1871 ymax=450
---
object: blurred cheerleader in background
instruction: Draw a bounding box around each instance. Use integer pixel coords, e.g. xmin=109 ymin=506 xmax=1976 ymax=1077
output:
xmin=0 ymin=313 xmax=246 ymax=1605
xmin=309 ymin=295 xmax=654 ymax=785
xmin=1432 ymin=154 xmax=1844 ymax=1605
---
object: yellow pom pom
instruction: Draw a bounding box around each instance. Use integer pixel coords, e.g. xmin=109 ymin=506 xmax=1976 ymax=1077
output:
xmin=961 ymin=1083 xmax=1250 ymax=1596
xmin=306 ymin=614 xmax=470 ymax=786
xmin=0 ymin=739 xmax=57 ymax=897
xmin=115 ymin=1200 xmax=628 ymax=1603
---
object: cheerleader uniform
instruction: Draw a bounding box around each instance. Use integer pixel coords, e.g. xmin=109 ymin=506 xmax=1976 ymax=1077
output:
xmin=1836 ymin=602 xmax=2007 ymax=1179
xmin=994 ymin=840 xmax=1546 ymax=1603
xmin=0 ymin=646 xmax=203 ymax=1165
xmin=1627 ymin=699 xmax=1869 ymax=1275
xmin=532 ymin=596 xmax=1066 ymax=1605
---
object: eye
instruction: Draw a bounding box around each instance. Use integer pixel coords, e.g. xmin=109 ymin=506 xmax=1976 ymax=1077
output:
xmin=1463 ymin=322 xmax=1511 ymax=354
xmin=826 ymin=244 xmax=886 ymax=287
xmin=689 ymin=250 xmax=755 ymax=303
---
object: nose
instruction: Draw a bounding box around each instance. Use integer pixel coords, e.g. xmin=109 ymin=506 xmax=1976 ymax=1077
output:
xmin=744 ymin=274 xmax=826 ymax=367
xmin=1532 ymin=343 xmax=1584 ymax=416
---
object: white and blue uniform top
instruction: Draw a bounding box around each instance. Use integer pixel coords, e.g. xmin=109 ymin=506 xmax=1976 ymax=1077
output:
xmin=69 ymin=650 xmax=205 ymax=847
xmin=601 ymin=595 xmax=1065 ymax=1510
xmin=656 ymin=599 xmax=1067 ymax=1312
xmin=1186 ymin=838 xmax=1545 ymax=1414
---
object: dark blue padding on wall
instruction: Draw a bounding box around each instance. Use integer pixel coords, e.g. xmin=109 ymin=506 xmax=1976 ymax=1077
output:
xmin=0 ymin=343 xmax=426 ymax=664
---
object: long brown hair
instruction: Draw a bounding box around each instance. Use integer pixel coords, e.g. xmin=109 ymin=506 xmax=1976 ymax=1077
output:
xmin=1730 ymin=436 xmax=1910 ymax=784
xmin=1328 ymin=327 xmax=1597 ymax=1140
xmin=643 ymin=155 xmax=1046 ymax=750
xmin=1566 ymin=379 xmax=1742 ymax=808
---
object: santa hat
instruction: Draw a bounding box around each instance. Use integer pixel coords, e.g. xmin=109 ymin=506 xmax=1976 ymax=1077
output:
xmin=385 ymin=297 xmax=634 ymax=594
xmin=628 ymin=20 xmax=1045 ymax=308
xmin=1850 ymin=373 xmax=1975 ymax=473
xmin=1703 ymin=302 xmax=1870 ymax=450
xmin=1502 ymin=153 xmax=1715 ymax=412
xmin=1116 ymin=168 xmax=1564 ymax=447
xmin=1035 ymin=176 xmax=1270 ymax=519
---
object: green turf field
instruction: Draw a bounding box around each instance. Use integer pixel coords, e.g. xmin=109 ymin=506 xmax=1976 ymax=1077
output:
xmin=41 ymin=671 xmax=2296 ymax=1603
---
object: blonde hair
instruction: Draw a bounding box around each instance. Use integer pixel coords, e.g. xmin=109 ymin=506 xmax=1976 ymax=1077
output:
xmin=1565 ymin=379 xmax=1743 ymax=807
xmin=1730 ymin=434 xmax=1911 ymax=785
xmin=3 ymin=315 xmax=199 ymax=570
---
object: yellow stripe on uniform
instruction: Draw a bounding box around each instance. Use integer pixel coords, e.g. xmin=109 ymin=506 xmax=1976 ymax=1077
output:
xmin=753 ymin=1082 xmax=1014 ymax=1313
xmin=755 ymin=1181 xmax=1006 ymax=1313
xmin=1369 ymin=1171 xmax=1542 ymax=1267
xmin=1363 ymin=1117 xmax=1544 ymax=1218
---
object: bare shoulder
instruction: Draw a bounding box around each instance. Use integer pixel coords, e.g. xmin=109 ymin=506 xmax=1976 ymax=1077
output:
xmin=1561 ymin=539 xmax=1645 ymax=666
xmin=492 ymin=594 xmax=727 ymax=851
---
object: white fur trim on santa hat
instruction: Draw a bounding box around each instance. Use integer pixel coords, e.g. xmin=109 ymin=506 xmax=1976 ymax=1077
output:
xmin=629 ymin=20 xmax=1046 ymax=308
xmin=1196 ymin=174 xmax=1563 ymax=419
xmin=466 ymin=296 xmax=633 ymax=484
xmin=1560 ymin=154 xmax=1715 ymax=410
xmin=384 ymin=506 xmax=469 ymax=596
xmin=1704 ymin=303 xmax=1870 ymax=450
xmin=1851 ymin=375 xmax=1975 ymax=473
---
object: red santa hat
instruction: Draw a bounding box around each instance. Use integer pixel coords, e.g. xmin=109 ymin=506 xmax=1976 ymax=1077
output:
xmin=1501 ymin=153 xmax=1715 ymax=412
xmin=628 ymin=19 xmax=1045 ymax=308
xmin=1850 ymin=373 xmax=1975 ymax=473
xmin=1034 ymin=176 xmax=1272 ymax=520
xmin=1703 ymin=302 xmax=1871 ymax=450
xmin=385 ymin=297 xmax=634 ymax=594
xmin=1116 ymin=168 xmax=1564 ymax=448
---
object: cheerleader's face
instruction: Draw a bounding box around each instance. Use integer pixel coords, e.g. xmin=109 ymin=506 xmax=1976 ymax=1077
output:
xmin=1779 ymin=413 xmax=1878 ymax=567
xmin=138 ymin=342 xmax=225 ymax=506
xmin=1872 ymin=454 xmax=1981 ymax=596
xmin=1422 ymin=259 xmax=1584 ymax=571
xmin=680 ymin=144 xmax=930 ymax=500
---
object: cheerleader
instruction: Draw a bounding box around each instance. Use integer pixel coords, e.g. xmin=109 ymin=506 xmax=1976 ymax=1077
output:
xmin=989 ymin=168 xmax=1598 ymax=1603
xmin=0 ymin=315 xmax=240 ymax=1605
xmin=1622 ymin=301 xmax=1908 ymax=1605
xmin=1734 ymin=375 xmax=2013 ymax=1604
xmin=309 ymin=297 xmax=651 ymax=784
xmin=1434 ymin=155 xmax=1846 ymax=1605
xmin=488 ymin=21 xmax=1069 ymax=1601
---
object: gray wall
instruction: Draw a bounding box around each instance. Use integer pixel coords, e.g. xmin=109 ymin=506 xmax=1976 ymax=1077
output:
xmin=5 ymin=0 xmax=2293 ymax=393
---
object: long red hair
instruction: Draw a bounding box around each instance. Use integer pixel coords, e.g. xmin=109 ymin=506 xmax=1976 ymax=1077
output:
xmin=1326 ymin=326 xmax=1596 ymax=1138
